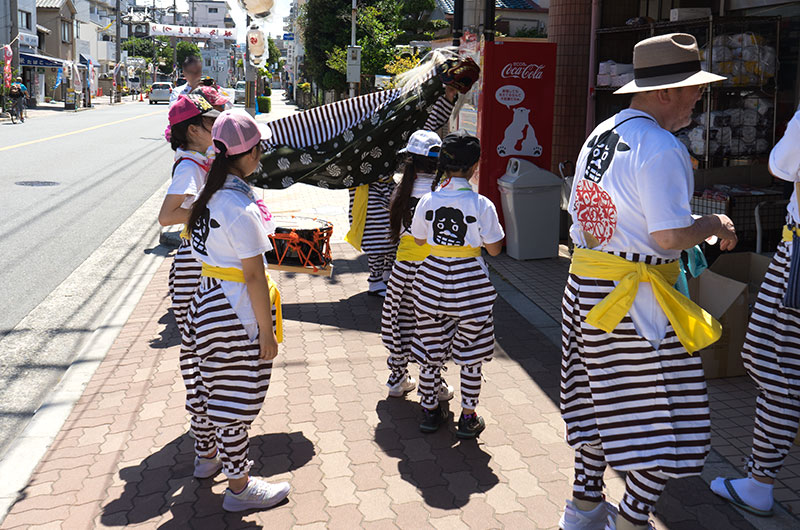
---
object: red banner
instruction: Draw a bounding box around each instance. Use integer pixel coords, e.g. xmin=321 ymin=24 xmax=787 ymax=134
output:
xmin=3 ymin=45 xmax=12 ymax=89
xmin=476 ymin=39 xmax=557 ymax=224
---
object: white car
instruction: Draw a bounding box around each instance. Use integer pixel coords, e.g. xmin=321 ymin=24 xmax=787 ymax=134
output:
xmin=149 ymin=82 xmax=174 ymax=104
xmin=234 ymin=81 xmax=246 ymax=104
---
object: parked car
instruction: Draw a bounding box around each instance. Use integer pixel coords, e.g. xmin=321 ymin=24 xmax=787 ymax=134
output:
xmin=149 ymin=82 xmax=173 ymax=104
xmin=234 ymin=81 xmax=246 ymax=104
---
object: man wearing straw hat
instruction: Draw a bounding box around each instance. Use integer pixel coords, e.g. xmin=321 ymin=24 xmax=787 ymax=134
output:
xmin=558 ymin=33 xmax=737 ymax=530
xmin=710 ymin=106 xmax=800 ymax=517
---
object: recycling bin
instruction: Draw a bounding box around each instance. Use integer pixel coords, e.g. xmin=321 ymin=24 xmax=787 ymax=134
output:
xmin=497 ymin=157 xmax=562 ymax=260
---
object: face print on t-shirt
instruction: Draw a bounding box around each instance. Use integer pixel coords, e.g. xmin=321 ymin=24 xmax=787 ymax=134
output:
xmin=191 ymin=206 xmax=220 ymax=256
xmin=583 ymin=130 xmax=631 ymax=184
xmin=403 ymin=197 xmax=421 ymax=231
xmin=426 ymin=206 xmax=476 ymax=246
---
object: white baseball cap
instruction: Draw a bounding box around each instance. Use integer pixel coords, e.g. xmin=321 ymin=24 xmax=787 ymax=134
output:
xmin=399 ymin=130 xmax=442 ymax=158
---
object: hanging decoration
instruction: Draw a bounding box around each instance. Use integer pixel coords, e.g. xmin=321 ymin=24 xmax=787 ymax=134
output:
xmin=247 ymin=26 xmax=266 ymax=66
xmin=3 ymin=45 xmax=12 ymax=89
xmin=238 ymin=0 xmax=274 ymax=18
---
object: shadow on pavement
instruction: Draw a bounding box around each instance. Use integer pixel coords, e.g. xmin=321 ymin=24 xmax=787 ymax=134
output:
xmin=100 ymin=431 xmax=314 ymax=528
xmin=374 ymin=397 xmax=499 ymax=510
xmin=491 ymin=295 xmax=760 ymax=529
xmin=149 ymin=311 xmax=181 ymax=350
xmin=281 ymin=291 xmax=384 ymax=334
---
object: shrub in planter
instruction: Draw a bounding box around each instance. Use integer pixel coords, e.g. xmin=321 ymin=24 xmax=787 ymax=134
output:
xmin=263 ymin=87 xmax=271 ymax=97
xmin=257 ymin=96 xmax=271 ymax=113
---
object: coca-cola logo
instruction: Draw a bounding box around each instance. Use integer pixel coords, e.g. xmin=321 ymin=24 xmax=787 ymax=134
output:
xmin=501 ymin=62 xmax=545 ymax=80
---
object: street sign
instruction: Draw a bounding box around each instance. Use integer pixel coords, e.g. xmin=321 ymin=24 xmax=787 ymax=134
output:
xmin=346 ymin=45 xmax=361 ymax=83
xmin=283 ymin=33 xmax=294 ymax=41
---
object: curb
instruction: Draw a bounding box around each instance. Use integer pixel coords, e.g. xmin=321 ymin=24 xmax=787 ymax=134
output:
xmin=0 ymin=229 xmax=166 ymax=525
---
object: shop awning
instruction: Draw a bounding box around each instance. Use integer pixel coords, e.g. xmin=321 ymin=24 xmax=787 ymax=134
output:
xmin=79 ymin=53 xmax=98 ymax=66
xmin=20 ymin=52 xmax=63 ymax=68
xmin=35 ymin=24 xmax=51 ymax=34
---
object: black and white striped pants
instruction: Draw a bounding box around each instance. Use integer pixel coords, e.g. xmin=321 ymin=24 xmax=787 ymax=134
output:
xmin=574 ymin=442 xmax=668 ymax=525
xmin=181 ymin=276 xmax=273 ymax=479
xmin=411 ymin=256 xmax=496 ymax=410
xmin=740 ymin=240 xmax=800 ymax=479
xmin=368 ymin=253 xmax=396 ymax=287
xmin=168 ymin=239 xmax=202 ymax=331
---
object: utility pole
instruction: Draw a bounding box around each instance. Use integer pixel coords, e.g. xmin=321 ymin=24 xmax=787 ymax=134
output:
xmin=244 ymin=15 xmax=255 ymax=116
xmin=348 ymin=0 xmax=356 ymax=98
xmin=483 ymin=0 xmax=495 ymax=42
xmin=114 ymin=0 xmax=121 ymax=103
xmin=172 ymin=0 xmax=177 ymax=81
xmin=452 ymin=0 xmax=464 ymax=47
xmin=10 ymin=0 xmax=19 ymax=73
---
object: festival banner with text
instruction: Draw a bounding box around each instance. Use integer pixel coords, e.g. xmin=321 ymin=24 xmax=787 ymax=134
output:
xmin=149 ymin=24 xmax=236 ymax=40
xmin=3 ymin=45 xmax=12 ymax=89
xmin=476 ymin=39 xmax=557 ymax=223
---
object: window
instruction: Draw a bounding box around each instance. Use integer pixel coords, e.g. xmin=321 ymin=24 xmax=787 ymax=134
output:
xmin=75 ymin=21 xmax=80 ymax=39
xmin=18 ymin=10 xmax=31 ymax=30
xmin=205 ymin=58 xmax=211 ymax=67
xmin=61 ymin=20 xmax=71 ymax=43
xmin=208 ymin=7 xmax=218 ymax=13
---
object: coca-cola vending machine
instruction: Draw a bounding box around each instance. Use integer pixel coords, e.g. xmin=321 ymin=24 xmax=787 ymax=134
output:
xmin=476 ymin=39 xmax=557 ymax=224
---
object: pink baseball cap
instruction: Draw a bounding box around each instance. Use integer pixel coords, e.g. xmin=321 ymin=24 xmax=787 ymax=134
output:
xmin=168 ymin=94 xmax=220 ymax=127
xmin=212 ymin=109 xmax=272 ymax=156
xmin=191 ymin=85 xmax=232 ymax=108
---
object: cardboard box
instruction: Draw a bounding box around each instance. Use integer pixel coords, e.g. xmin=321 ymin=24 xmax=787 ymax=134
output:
xmin=709 ymin=253 xmax=772 ymax=310
xmin=670 ymin=8 xmax=712 ymax=21
xmin=688 ymin=270 xmax=748 ymax=378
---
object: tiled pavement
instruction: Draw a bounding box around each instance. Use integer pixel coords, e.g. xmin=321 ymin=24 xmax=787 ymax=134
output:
xmin=1 ymin=181 xmax=795 ymax=529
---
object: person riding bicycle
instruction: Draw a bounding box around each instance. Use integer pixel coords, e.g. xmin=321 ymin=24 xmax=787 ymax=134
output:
xmin=9 ymin=77 xmax=28 ymax=123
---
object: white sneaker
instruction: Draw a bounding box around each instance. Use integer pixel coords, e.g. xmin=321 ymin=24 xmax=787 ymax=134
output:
xmin=603 ymin=512 xmax=654 ymax=530
xmin=438 ymin=383 xmax=455 ymax=401
xmin=222 ymin=478 xmax=291 ymax=512
xmin=388 ymin=375 xmax=416 ymax=397
xmin=559 ymin=499 xmax=617 ymax=530
xmin=193 ymin=452 xmax=223 ymax=479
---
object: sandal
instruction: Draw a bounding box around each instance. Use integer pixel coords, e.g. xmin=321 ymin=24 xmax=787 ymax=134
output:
xmin=714 ymin=478 xmax=774 ymax=517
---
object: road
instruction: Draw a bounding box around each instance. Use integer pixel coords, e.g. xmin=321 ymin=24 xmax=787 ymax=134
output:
xmin=0 ymin=101 xmax=173 ymax=456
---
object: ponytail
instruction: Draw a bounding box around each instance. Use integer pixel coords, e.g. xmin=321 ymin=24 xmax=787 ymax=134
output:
xmin=389 ymin=154 xmax=439 ymax=243
xmin=187 ymin=140 xmax=249 ymax=231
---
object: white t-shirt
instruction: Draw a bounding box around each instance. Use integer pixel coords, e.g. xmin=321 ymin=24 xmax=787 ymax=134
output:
xmin=568 ymin=109 xmax=695 ymax=345
xmin=411 ymin=177 xmax=505 ymax=249
xmin=169 ymin=83 xmax=193 ymax=106
xmin=189 ymin=174 xmax=276 ymax=339
xmin=166 ymin=148 xmax=210 ymax=209
xmin=769 ymin=107 xmax=800 ymax=224
xmin=398 ymin=174 xmax=435 ymax=237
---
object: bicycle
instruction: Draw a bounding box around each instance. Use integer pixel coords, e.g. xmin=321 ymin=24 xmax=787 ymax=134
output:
xmin=8 ymin=97 xmax=25 ymax=124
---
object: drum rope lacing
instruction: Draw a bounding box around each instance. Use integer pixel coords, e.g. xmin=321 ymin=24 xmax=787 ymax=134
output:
xmin=268 ymin=217 xmax=333 ymax=272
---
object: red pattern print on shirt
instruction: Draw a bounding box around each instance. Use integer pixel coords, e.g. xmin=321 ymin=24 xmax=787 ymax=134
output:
xmin=574 ymin=179 xmax=617 ymax=245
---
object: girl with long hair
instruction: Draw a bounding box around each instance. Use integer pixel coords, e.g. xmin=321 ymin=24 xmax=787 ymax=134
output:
xmin=381 ymin=130 xmax=453 ymax=402
xmin=183 ymin=110 xmax=290 ymax=512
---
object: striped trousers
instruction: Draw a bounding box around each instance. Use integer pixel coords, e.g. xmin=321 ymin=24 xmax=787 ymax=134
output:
xmin=181 ymin=276 xmax=273 ymax=479
xmin=741 ymin=240 xmax=800 ymax=479
xmin=411 ymin=256 xmax=496 ymax=410
xmin=168 ymin=239 xmax=202 ymax=331
xmin=382 ymin=260 xmax=423 ymax=385
xmin=560 ymin=252 xmax=710 ymax=479
xmin=574 ymin=442 xmax=668 ymax=525
xmin=349 ymin=183 xmax=397 ymax=288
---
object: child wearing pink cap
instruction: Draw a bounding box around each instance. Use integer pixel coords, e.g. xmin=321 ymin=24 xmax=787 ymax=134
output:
xmin=183 ymin=109 xmax=290 ymax=512
xmin=159 ymin=94 xmax=220 ymax=333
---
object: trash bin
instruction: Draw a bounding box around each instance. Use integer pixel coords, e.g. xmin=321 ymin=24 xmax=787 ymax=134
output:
xmin=498 ymin=157 xmax=562 ymax=260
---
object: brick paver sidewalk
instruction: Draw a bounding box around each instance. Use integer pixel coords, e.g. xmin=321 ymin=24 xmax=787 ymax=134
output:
xmin=0 ymin=185 xmax=773 ymax=529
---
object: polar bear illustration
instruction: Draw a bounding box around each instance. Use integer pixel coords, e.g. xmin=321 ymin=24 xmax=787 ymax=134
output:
xmin=497 ymin=107 xmax=542 ymax=157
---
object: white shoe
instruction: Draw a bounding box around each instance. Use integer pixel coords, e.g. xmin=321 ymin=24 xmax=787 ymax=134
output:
xmin=222 ymin=478 xmax=291 ymax=512
xmin=438 ymin=383 xmax=455 ymax=401
xmin=368 ymin=280 xmax=388 ymax=297
xmin=559 ymin=499 xmax=616 ymax=530
xmin=602 ymin=512 xmax=654 ymax=530
xmin=388 ymin=375 xmax=416 ymax=397
xmin=193 ymin=451 xmax=223 ymax=479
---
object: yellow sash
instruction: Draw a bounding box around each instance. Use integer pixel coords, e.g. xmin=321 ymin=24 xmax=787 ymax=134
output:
xmin=430 ymin=245 xmax=482 ymax=258
xmin=782 ymin=225 xmax=800 ymax=242
xmin=397 ymin=235 xmax=431 ymax=261
xmin=180 ymin=225 xmax=189 ymax=240
xmin=569 ymin=248 xmax=721 ymax=354
xmin=344 ymin=184 xmax=369 ymax=251
xmin=200 ymin=263 xmax=283 ymax=343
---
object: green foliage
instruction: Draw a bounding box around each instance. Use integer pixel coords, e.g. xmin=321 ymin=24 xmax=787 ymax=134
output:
xmin=268 ymin=38 xmax=281 ymax=67
xmin=396 ymin=0 xmax=447 ymax=44
xmin=257 ymin=96 xmax=271 ymax=113
xmin=263 ymin=86 xmax=272 ymax=96
xmin=513 ymin=25 xmax=547 ymax=38
xmin=122 ymin=37 xmax=199 ymax=74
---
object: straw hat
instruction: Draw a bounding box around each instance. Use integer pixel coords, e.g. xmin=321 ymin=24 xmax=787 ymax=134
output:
xmin=614 ymin=33 xmax=726 ymax=94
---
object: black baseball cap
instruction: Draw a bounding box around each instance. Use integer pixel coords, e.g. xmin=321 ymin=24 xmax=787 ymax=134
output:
xmin=439 ymin=130 xmax=481 ymax=168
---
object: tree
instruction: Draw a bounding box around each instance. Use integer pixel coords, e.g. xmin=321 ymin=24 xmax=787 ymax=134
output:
xmin=122 ymin=37 xmax=199 ymax=75
xmin=396 ymin=0 xmax=448 ymax=44
xmin=268 ymin=37 xmax=281 ymax=68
